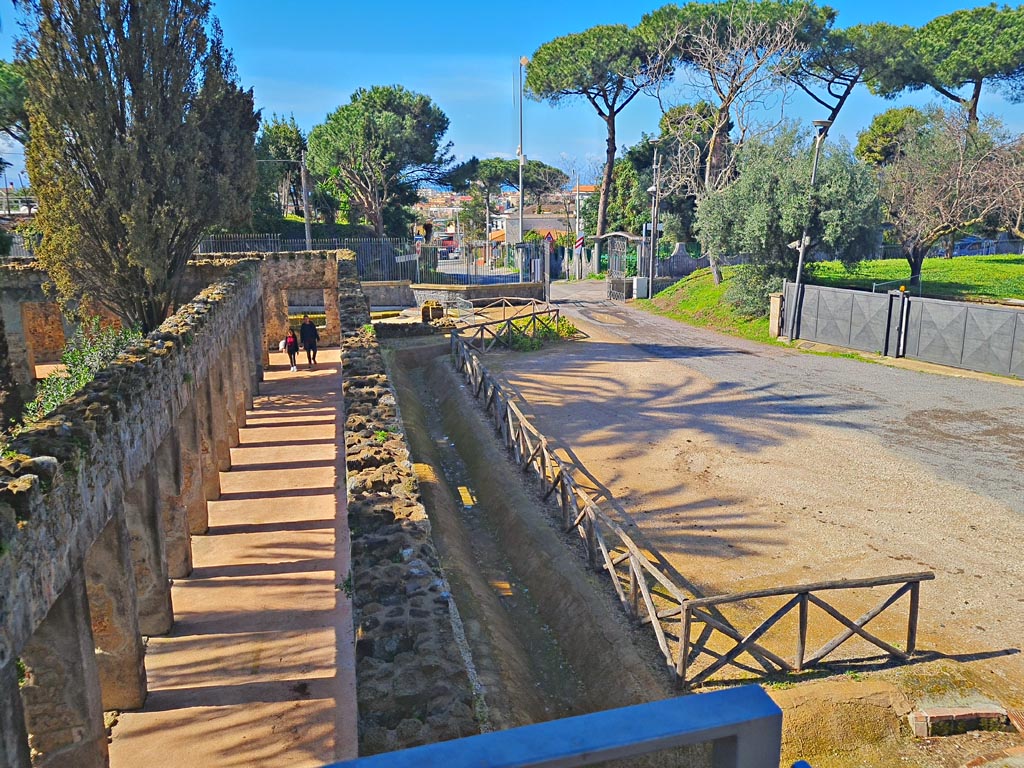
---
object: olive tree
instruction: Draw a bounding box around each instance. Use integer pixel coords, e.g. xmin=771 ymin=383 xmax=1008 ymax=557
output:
xmin=696 ymin=125 xmax=881 ymax=301
xmin=641 ymin=0 xmax=831 ymax=283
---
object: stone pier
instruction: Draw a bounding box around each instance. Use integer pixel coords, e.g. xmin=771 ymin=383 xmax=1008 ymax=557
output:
xmin=84 ymin=505 xmax=147 ymax=711
xmin=19 ymin=571 xmax=108 ymax=768
xmin=123 ymin=464 xmax=174 ymax=637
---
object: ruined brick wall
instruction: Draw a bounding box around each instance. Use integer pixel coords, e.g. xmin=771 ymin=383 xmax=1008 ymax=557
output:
xmin=337 ymin=258 xmax=480 ymax=754
xmin=0 ymin=259 xmax=262 ymax=677
xmin=0 ymin=263 xmax=51 ymax=394
xmin=20 ymin=302 xmax=66 ymax=364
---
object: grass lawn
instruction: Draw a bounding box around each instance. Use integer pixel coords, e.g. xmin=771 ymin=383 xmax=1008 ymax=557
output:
xmin=637 ymin=266 xmax=777 ymax=345
xmin=636 ymin=253 xmax=1024 ymax=348
xmin=805 ymin=253 xmax=1024 ymax=301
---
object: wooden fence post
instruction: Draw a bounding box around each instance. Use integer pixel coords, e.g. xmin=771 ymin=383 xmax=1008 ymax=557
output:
xmin=795 ymin=593 xmax=808 ymax=672
xmin=586 ymin=511 xmax=598 ymax=570
xmin=907 ymin=581 xmax=920 ymax=655
xmin=629 ymin=559 xmax=640 ymax=619
xmin=676 ymin=606 xmax=691 ymax=689
xmin=560 ymin=479 xmax=570 ymax=531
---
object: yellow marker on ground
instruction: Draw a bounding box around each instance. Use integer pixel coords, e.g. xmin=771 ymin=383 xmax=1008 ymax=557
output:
xmin=489 ymin=579 xmax=514 ymax=597
xmin=458 ymin=485 xmax=477 ymax=508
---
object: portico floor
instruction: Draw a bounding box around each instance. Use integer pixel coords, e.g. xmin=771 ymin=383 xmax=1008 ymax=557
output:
xmin=109 ymin=349 xmax=356 ymax=767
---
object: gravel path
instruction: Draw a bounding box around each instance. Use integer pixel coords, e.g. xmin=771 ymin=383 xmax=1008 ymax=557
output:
xmin=484 ymin=280 xmax=1024 ymax=705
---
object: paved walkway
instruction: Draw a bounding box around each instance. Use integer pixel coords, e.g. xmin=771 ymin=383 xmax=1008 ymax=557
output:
xmin=109 ymin=349 xmax=356 ymax=767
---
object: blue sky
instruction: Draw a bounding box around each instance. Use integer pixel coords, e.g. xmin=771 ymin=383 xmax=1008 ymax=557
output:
xmin=2 ymin=0 xmax=1023 ymax=181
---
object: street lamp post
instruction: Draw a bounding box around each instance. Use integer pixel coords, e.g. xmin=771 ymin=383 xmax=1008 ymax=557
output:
xmin=647 ymin=139 xmax=662 ymax=297
xmin=787 ymin=119 xmax=832 ymax=341
xmin=300 ymin=150 xmax=313 ymax=250
xmin=518 ymin=55 xmax=528 ymax=279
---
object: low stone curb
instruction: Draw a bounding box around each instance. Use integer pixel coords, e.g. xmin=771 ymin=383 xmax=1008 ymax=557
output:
xmin=909 ymin=706 xmax=1013 ymax=738
xmin=963 ymin=744 xmax=1024 ymax=767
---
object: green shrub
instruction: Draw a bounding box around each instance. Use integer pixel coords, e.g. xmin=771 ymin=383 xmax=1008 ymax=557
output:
xmin=22 ymin=318 xmax=142 ymax=425
xmin=724 ymin=265 xmax=782 ymax=319
xmin=504 ymin=315 xmax=579 ymax=351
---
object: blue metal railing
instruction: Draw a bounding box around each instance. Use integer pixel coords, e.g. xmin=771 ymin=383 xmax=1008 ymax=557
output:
xmin=324 ymin=685 xmax=782 ymax=768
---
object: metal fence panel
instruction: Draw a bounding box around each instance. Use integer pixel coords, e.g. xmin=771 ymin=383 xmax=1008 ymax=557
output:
xmin=962 ymin=305 xmax=1018 ymax=373
xmin=1012 ymin=313 xmax=1024 ymax=377
xmin=788 ymin=283 xmax=1024 ymax=377
xmin=812 ymin=286 xmax=853 ymax=346
xmin=907 ymin=299 xmax=966 ymax=366
xmin=849 ymin=292 xmax=893 ymax=353
xmin=785 ymin=283 xmax=897 ymax=354
xmin=606 ymin=237 xmax=631 ymax=301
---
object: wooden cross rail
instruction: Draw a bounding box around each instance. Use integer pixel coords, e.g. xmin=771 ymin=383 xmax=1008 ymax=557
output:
xmin=454 ymin=304 xmax=561 ymax=353
xmin=677 ymin=573 xmax=933 ymax=687
xmin=449 ymin=334 xmax=934 ymax=688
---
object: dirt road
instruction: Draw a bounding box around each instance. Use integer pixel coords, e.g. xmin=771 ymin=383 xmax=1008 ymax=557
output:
xmin=484 ymin=280 xmax=1024 ymax=716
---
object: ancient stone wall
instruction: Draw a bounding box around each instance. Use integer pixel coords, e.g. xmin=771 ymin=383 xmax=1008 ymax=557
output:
xmin=0 ymin=263 xmax=52 ymax=395
xmin=0 ymin=259 xmax=262 ymax=767
xmin=0 ymin=259 xmax=242 ymax=394
xmin=360 ymin=280 xmax=415 ymax=309
xmin=19 ymin=303 xmax=65 ymax=365
xmin=337 ymin=259 xmax=480 ymax=754
xmin=259 ymin=251 xmax=342 ymax=350
xmin=410 ymin=282 xmax=544 ymax=307
xmin=0 ymin=250 xmax=479 ymax=764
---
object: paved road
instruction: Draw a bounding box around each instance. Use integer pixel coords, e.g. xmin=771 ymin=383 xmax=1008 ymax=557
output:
xmin=549 ymin=280 xmax=1024 ymax=517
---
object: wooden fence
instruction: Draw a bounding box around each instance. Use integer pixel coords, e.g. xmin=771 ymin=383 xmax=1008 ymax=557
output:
xmin=456 ymin=298 xmax=561 ymax=353
xmin=450 ymin=333 xmax=934 ymax=688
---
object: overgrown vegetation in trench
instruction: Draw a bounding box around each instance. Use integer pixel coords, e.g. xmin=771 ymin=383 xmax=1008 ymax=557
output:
xmin=502 ymin=315 xmax=579 ymax=351
xmin=2 ymin=317 xmax=141 ymax=451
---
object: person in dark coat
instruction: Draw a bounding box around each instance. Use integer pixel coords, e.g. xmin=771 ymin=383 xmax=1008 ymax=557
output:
xmin=299 ymin=314 xmax=320 ymax=368
xmin=285 ymin=329 xmax=300 ymax=372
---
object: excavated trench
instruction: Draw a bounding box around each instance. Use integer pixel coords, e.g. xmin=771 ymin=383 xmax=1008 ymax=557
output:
xmin=383 ymin=340 xmax=709 ymax=765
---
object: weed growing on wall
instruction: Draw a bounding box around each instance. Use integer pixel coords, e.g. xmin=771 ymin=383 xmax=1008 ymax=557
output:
xmin=22 ymin=318 xmax=142 ymax=426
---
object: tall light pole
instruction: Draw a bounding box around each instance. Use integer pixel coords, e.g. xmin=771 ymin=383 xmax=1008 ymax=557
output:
xmin=787 ymin=119 xmax=832 ymax=341
xmin=300 ymin=150 xmax=313 ymax=250
xmin=647 ymin=138 xmax=662 ymax=296
xmin=517 ymin=56 xmax=528 ymax=262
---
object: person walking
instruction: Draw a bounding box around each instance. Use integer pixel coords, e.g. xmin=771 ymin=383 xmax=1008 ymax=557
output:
xmin=284 ymin=328 xmax=300 ymax=372
xmin=299 ymin=314 xmax=320 ymax=368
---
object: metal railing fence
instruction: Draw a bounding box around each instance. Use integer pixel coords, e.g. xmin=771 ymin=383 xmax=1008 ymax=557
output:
xmin=326 ymin=684 xmax=784 ymax=768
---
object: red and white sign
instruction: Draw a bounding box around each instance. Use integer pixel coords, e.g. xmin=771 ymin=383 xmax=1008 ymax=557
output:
xmin=414 ymin=240 xmax=422 ymax=255
xmin=575 ymin=235 xmax=584 ymax=250
xmin=544 ymin=231 xmax=554 ymax=243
